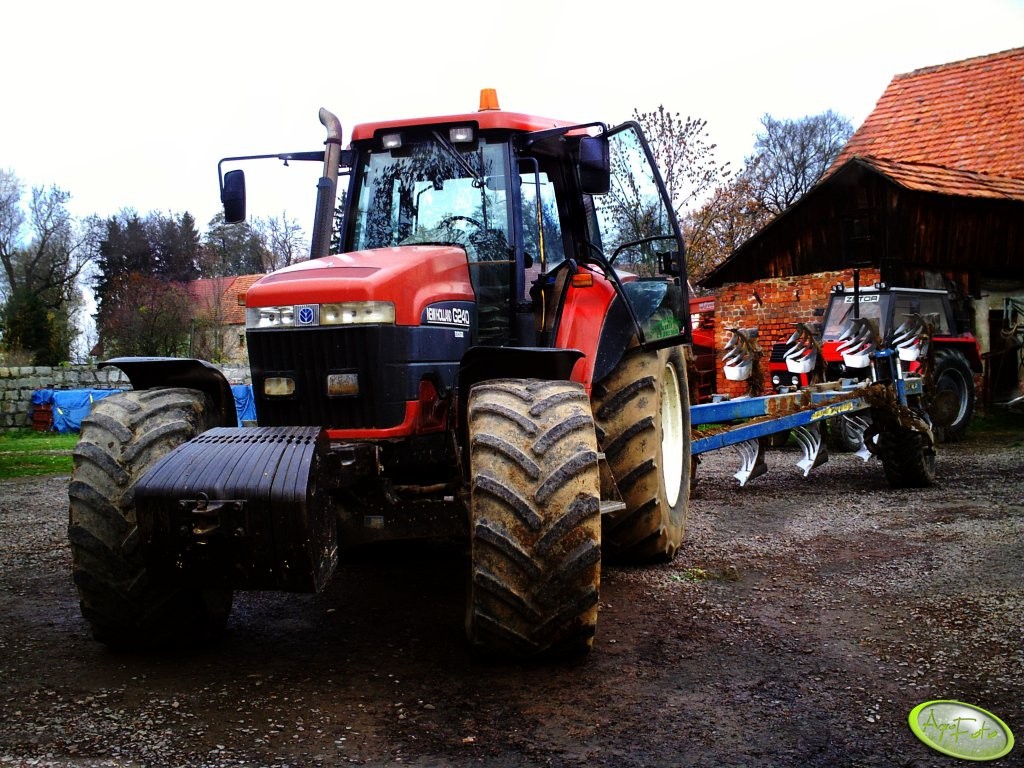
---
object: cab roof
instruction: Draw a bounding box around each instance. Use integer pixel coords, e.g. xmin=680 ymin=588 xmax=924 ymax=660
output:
xmin=350 ymin=90 xmax=575 ymax=141
xmin=351 ymin=109 xmax=574 ymax=141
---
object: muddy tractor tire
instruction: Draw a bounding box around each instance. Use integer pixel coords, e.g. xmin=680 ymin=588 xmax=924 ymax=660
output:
xmin=592 ymin=347 xmax=691 ymax=563
xmin=466 ymin=378 xmax=602 ymax=658
xmin=875 ymin=427 xmax=936 ymax=488
xmin=929 ymin=348 xmax=976 ymax=442
xmin=68 ymin=388 xmax=233 ymax=649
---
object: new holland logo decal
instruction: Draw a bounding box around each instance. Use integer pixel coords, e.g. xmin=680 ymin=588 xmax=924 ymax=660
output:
xmin=425 ymin=305 xmax=471 ymax=328
xmin=295 ymin=304 xmax=319 ymax=327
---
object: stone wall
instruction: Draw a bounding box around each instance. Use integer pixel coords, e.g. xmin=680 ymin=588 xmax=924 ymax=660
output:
xmin=0 ymin=364 xmax=251 ymax=432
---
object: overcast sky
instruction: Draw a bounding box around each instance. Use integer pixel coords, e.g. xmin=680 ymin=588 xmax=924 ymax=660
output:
xmin=3 ymin=0 xmax=1023 ymax=233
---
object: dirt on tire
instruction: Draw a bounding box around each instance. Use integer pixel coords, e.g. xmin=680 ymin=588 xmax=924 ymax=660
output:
xmin=467 ymin=378 xmax=601 ymax=658
xmin=69 ymin=388 xmax=229 ymax=648
xmin=1 ymin=413 xmax=1022 ymax=767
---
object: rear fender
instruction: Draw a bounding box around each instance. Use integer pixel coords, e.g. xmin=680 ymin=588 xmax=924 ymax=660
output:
xmin=933 ymin=336 xmax=983 ymax=372
xmin=592 ymin=281 xmax=686 ymax=384
xmin=101 ymin=357 xmax=238 ymax=428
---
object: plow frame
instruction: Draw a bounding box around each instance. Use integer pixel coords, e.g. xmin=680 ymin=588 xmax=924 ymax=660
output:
xmin=690 ymin=377 xmax=924 ymax=456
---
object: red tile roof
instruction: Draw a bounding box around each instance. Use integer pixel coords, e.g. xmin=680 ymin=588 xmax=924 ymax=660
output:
xmin=187 ymin=274 xmax=265 ymax=325
xmin=223 ymin=274 xmax=264 ymax=325
xmin=832 ymin=47 xmax=1024 ymax=193
xmin=854 ymin=156 xmax=1024 ymax=201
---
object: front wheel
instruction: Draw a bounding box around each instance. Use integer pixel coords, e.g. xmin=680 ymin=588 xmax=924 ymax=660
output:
xmin=593 ymin=347 xmax=692 ymax=563
xmin=68 ymin=388 xmax=233 ymax=648
xmin=875 ymin=427 xmax=936 ymax=488
xmin=466 ymin=378 xmax=601 ymax=658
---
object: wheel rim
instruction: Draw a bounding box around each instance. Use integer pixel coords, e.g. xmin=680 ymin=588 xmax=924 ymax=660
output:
xmin=661 ymin=362 xmax=685 ymax=507
xmin=936 ymin=368 xmax=970 ymax=427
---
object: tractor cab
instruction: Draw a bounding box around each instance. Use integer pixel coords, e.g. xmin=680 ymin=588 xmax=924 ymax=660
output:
xmin=822 ymin=285 xmax=956 ymax=343
xmin=223 ymin=91 xmax=689 ymax=432
xmin=333 ymin=93 xmax=688 ymax=351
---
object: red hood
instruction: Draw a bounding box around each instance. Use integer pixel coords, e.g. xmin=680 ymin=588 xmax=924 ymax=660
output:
xmin=245 ymin=246 xmax=475 ymax=326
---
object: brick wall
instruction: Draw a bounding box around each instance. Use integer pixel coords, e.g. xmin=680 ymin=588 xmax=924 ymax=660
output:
xmin=712 ymin=268 xmax=882 ymax=398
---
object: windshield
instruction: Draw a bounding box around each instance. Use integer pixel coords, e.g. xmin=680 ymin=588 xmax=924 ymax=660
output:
xmin=823 ymin=291 xmax=952 ymax=340
xmin=823 ymin=293 xmax=886 ymax=340
xmin=349 ymin=137 xmax=512 ymax=263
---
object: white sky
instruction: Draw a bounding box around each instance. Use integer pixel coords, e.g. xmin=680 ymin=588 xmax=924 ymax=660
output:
xmin=2 ymin=0 xmax=1023 ymax=233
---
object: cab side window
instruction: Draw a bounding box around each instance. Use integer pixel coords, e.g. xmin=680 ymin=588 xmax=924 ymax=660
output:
xmin=520 ymin=170 xmax=566 ymax=298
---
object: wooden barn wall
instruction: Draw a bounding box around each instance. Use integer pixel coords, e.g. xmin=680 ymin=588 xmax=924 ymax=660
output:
xmin=884 ymin=192 xmax=1024 ymax=292
xmin=704 ymin=167 xmax=1024 ymax=291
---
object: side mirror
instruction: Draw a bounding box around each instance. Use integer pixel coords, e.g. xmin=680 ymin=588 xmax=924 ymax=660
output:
xmin=578 ymin=135 xmax=610 ymax=195
xmin=221 ymin=169 xmax=247 ymax=223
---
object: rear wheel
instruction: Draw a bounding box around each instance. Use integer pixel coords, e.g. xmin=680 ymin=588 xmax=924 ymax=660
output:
xmin=929 ymin=348 xmax=976 ymax=442
xmin=466 ymin=378 xmax=601 ymax=658
xmin=68 ymin=388 xmax=233 ymax=648
xmin=827 ymin=415 xmax=866 ymax=453
xmin=875 ymin=427 xmax=936 ymax=488
xmin=593 ymin=347 xmax=691 ymax=563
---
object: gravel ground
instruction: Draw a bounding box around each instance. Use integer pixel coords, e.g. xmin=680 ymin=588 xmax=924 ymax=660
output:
xmin=0 ymin=414 xmax=1022 ymax=767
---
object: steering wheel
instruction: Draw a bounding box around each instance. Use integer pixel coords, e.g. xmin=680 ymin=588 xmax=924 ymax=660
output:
xmin=438 ymin=215 xmax=483 ymax=231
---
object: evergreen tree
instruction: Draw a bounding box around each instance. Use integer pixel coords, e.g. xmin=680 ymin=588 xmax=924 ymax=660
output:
xmin=203 ymin=213 xmax=267 ymax=277
xmin=152 ymin=211 xmax=201 ymax=281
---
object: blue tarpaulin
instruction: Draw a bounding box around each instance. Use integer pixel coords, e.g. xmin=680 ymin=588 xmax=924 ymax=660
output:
xmin=33 ymin=389 xmax=123 ymax=433
xmin=33 ymin=386 xmax=257 ymax=432
xmin=232 ymin=384 xmax=256 ymax=426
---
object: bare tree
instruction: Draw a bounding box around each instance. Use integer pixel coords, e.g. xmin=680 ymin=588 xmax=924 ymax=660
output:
xmin=0 ymin=169 xmax=97 ymax=363
xmin=683 ymin=166 xmax=773 ymax=282
xmin=255 ymin=213 xmax=308 ymax=272
xmin=98 ymin=272 xmax=192 ymax=357
xmin=602 ymin=107 xmax=731 ymax=275
xmin=749 ymin=110 xmax=853 ymax=215
xmin=683 ymin=110 xmax=854 ymax=281
xmin=634 ymin=106 xmax=732 ymax=220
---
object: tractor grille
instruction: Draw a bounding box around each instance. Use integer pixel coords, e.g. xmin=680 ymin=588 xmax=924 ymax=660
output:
xmin=769 ymin=342 xmax=789 ymax=363
xmin=247 ymin=326 xmax=463 ymax=430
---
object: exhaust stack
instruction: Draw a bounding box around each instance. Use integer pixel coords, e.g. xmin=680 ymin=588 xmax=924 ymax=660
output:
xmin=310 ymin=108 xmax=344 ymax=259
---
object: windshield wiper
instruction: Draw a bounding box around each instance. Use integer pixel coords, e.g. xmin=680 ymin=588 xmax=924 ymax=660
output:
xmin=431 ymin=130 xmax=482 ymax=186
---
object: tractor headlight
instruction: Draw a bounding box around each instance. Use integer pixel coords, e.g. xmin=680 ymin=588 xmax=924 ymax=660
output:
xmin=320 ymin=301 xmax=395 ymax=325
xmin=246 ymin=302 xmax=395 ymax=329
xmin=246 ymin=306 xmax=295 ymax=329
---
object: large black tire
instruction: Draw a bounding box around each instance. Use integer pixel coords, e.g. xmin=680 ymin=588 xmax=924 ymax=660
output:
xmin=592 ymin=347 xmax=691 ymax=563
xmin=827 ymin=415 xmax=866 ymax=453
xmin=929 ymin=348 xmax=976 ymax=442
xmin=466 ymin=378 xmax=601 ymax=658
xmin=875 ymin=428 xmax=936 ymax=488
xmin=68 ymin=388 xmax=233 ymax=648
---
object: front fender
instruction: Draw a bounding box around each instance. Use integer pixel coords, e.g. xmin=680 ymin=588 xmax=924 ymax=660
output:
xmin=456 ymin=346 xmax=585 ymax=471
xmin=101 ymin=357 xmax=238 ymax=428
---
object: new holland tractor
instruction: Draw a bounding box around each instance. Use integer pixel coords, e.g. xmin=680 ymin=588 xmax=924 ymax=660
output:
xmin=68 ymin=91 xmax=693 ymax=658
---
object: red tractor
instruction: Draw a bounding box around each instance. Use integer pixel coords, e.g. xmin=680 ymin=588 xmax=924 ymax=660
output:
xmin=769 ymin=282 xmax=982 ymax=449
xmin=688 ymin=294 xmax=717 ymax=402
xmin=68 ymin=91 xmax=692 ymax=658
